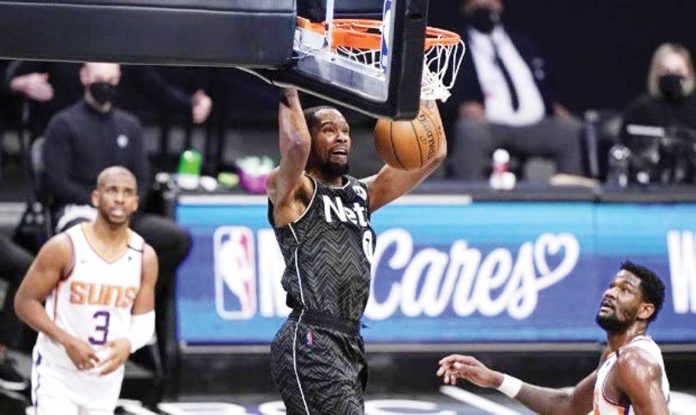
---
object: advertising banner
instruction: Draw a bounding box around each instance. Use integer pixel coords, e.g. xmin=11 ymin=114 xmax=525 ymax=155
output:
xmin=175 ymin=196 xmax=696 ymax=345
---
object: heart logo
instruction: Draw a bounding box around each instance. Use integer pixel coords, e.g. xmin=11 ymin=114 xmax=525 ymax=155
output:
xmin=534 ymin=233 xmax=580 ymax=290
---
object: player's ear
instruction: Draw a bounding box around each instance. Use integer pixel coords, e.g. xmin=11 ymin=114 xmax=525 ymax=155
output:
xmin=133 ymin=195 xmax=139 ymax=212
xmin=638 ymin=302 xmax=655 ymax=321
xmin=91 ymin=189 xmax=99 ymax=208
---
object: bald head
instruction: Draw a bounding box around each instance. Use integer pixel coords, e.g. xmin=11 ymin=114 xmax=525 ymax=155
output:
xmin=97 ymin=166 xmax=137 ymax=190
xmin=462 ymin=0 xmax=503 ymax=14
xmin=81 ymin=62 xmax=121 ymax=84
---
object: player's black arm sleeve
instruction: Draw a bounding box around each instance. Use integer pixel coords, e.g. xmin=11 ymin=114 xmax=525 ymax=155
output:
xmin=43 ymin=116 xmax=92 ymax=205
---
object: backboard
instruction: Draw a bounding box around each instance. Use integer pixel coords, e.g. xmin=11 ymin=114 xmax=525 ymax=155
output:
xmin=250 ymin=0 xmax=429 ymax=119
xmin=0 ymin=0 xmax=429 ymax=119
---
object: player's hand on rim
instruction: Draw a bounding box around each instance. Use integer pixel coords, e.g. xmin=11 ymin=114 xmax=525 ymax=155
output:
xmin=98 ymin=338 xmax=131 ymax=376
xmin=63 ymin=336 xmax=99 ymax=371
xmin=436 ymin=354 xmax=503 ymax=388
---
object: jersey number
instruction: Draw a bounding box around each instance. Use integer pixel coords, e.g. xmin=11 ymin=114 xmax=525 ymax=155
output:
xmin=362 ymin=230 xmax=374 ymax=264
xmin=89 ymin=311 xmax=111 ymax=345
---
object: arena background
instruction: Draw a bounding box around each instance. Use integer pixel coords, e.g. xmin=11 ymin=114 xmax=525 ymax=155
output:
xmin=1 ymin=0 xmax=696 ymax=414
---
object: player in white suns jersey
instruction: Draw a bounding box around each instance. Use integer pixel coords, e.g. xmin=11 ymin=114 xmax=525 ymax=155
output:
xmin=437 ymin=261 xmax=670 ymax=415
xmin=15 ymin=166 xmax=158 ymax=415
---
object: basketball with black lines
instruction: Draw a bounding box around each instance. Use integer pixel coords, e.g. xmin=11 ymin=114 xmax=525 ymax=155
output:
xmin=373 ymin=102 xmax=444 ymax=170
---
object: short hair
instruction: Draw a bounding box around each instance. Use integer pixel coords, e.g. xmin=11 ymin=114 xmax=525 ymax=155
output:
xmin=96 ymin=166 xmax=137 ymax=190
xmin=620 ymin=261 xmax=666 ymax=323
xmin=303 ymin=106 xmax=337 ymax=134
xmin=647 ymin=43 xmax=695 ymax=98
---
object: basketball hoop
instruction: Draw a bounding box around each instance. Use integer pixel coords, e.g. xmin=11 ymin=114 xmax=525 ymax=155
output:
xmin=296 ymin=17 xmax=465 ymax=102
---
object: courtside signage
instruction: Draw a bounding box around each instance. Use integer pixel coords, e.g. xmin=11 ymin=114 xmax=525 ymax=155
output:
xmin=176 ymin=200 xmax=696 ymax=345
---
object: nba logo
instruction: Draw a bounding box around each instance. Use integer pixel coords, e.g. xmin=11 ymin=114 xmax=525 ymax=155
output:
xmin=380 ymin=0 xmax=393 ymax=69
xmin=214 ymin=227 xmax=257 ymax=319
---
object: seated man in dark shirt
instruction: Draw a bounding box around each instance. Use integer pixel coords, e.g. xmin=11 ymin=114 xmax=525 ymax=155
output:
xmin=447 ymin=0 xmax=584 ymax=181
xmin=42 ymin=62 xmax=191 ymax=369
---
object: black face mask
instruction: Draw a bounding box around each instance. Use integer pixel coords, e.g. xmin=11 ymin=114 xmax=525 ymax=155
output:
xmin=658 ymin=74 xmax=687 ymax=102
xmin=88 ymin=82 xmax=118 ymax=106
xmin=468 ymin=8 xmax=501 ymax=34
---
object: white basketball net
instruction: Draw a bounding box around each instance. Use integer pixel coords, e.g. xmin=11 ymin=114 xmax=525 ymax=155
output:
xmin=333 ymin=27 xmax=466 ymax=102
xmin=294 ymin=19 xmax=466 ymax=102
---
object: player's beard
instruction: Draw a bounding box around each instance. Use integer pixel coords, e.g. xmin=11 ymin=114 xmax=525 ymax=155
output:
xmin=595 ymin=308 xmax=635 ymax=333
xmin=321 ymin=160 xmax=349 ymax=180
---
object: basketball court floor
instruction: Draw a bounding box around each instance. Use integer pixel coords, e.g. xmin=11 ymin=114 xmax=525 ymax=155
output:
xmin=1 ymin=349 xmax=695 ymax=415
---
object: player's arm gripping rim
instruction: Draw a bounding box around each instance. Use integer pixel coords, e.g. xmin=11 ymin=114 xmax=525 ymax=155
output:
xmin=614 ymin=347 xmax=669 ymax=415
xmin=266 ymin=88 xmax=314 ymax=228
xmin=361 ymin=100 xmax=448 ymax=213
xmin=99 ymin=244 xmax=158 ymax=376
xmin=437 ymin=354 xmax=597 ymax=415
xmin=14 ymin=234 xmax=100 ymax=371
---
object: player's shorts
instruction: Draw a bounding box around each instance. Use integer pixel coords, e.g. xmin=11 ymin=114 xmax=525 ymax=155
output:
xmin=270 ymin=309 xmax=367 ymax=415
xmin=31 ymin=348 xmax=125 ymax=415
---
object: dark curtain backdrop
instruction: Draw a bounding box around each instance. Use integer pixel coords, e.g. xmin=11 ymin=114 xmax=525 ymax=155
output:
xmin=427 ymin=0 xmax=696 ymax=113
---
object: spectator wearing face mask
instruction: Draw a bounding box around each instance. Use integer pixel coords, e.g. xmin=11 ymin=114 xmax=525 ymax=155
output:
xmin=621 ymin=43 xmax=696 ymax=139
xmin=446 ymin=0 xmax=584 ymax=181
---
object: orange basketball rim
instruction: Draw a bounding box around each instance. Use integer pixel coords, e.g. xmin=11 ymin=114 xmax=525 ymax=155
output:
xmin=296 ymin=17 xmax=466 ymax=102
xmin=296 ymin=17 xmax=462 ymax=51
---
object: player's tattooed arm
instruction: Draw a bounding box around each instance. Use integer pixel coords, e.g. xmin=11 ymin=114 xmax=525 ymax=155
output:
xmin=14 ymin=234 xmax=100 ymax=370
xmin=512 ymin=369 xmax=596 ymax=415
xmin=362 ymin=100 xmax=447 ymax=212
xmin=267 ymin=88 xmax=314 ymax=227
xmin=437 ymin=354 xmax=595 ymax=415
xmin=615 ymin=347 xmax=669 ymax=415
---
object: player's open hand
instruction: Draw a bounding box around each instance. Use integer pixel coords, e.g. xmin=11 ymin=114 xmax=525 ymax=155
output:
xmin=436 ymin=354 xmax=503 ymax=388
xmin=98 ymin=338 xmax=131 ymax=376
xmin=63 ymin=337 xmax=99 ymax=371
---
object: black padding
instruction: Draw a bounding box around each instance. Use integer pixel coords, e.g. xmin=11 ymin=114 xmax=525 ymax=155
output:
xmin=335 ymin=0 xmax=383 ymax=15
xmin=0 ymin=0 xmax=295 ymax=67
xmin=298 ymin=0 xmax=326 ymax=21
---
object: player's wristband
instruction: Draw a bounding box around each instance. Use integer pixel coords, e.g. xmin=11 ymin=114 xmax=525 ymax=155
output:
xmin=127 ymin=311 xmax=155 ymax=353
xmin=497 ymin=374 xmax=522 ymax=399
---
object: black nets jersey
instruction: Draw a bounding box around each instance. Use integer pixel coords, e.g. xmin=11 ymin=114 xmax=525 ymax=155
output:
xmin=269 ymin=175 xmax=375 ymax=322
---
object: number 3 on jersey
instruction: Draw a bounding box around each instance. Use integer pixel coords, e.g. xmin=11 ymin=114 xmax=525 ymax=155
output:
xmin=89 ymin=311 xmax=111 ymax=345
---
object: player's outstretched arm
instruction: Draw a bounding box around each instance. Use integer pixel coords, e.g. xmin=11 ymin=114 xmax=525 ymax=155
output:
xmin=99 ymin=244 xmax=159 ymax=376
xmin=14 ymin=234 xmax=99 ymax=370
xmin=266 ymin=88 xmax=314 ymax=227
xmin=437 ymin=354 xmax=595 ymax=415
xmin=362 ymin=101 xmax=447 ymax=212
xmin=614 ymin=347 xmax=669 ymax=415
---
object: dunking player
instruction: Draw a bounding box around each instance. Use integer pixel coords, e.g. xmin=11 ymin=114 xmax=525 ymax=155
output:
xmin=267 ymin=88 xmax=446 ymax=414
xmin=15 ymin=166 xmax=158 ymax=415
xmin=438 ymin=261 xmax=670 ymax=415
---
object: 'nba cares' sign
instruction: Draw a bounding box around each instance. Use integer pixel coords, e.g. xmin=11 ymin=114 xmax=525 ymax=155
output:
xmin=213 ymin=226 xmax=580 ymax=322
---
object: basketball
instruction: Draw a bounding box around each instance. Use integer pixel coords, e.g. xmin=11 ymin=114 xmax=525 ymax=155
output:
xmin=374 ymin=101 xmax=445 ymax=170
